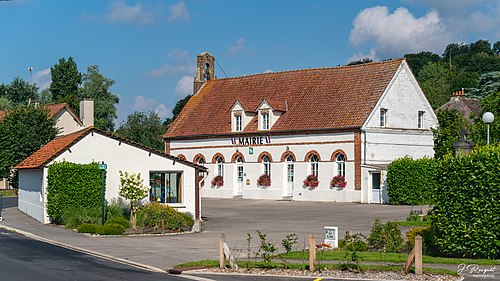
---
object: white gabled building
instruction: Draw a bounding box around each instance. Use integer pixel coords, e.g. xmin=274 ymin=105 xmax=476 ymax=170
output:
xmin=16 ymin=127 xmax=206 ymax=224
xmin=163 ymin=52 xmax=437 ymax=204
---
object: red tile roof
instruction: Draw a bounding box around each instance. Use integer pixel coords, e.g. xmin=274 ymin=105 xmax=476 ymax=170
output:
xmin=164 ymin=59 xmax=404 ymax=139
xmin=0 ymin=103 xmax=81 ymax=124
xmin=15 ymin=127 xmax=207 ymax=171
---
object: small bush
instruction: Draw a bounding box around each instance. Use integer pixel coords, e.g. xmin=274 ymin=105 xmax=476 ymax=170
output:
xmin=106 ymin=198 xmax=129 ymax=220
xmin=405 ymin=226 xmax=431 ymax=251
xmin=105 ymin=217 xmax=130 ymax=229
xmin=97 ymin=223 xmax=125 ymax=235
xmin=62 ymin=207 xmax=101 ymax=228
xmin=77 ymin=223 xmax=99 ymax=234
xmin=368 ymin=218 xmax=403 ymax=253
xmin=135 ymin=203 xmax=194 ymax=231
xmin=342 ymin=232 xmax=368 ymax=252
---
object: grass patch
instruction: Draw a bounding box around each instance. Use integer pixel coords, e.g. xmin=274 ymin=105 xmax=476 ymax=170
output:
xmin=397 ymin=221 xmax=430 ymax=227
xmin=173 ymin=260 xmax=458 ymax=276
xmin=0 ymin=189 xmax=16 ymax=197
xmin=280 ymin=250 xmax=499 ymax=265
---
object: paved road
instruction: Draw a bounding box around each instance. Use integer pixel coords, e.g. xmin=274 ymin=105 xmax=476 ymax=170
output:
xmin=1 ymin=195 xmax=17 ymax=209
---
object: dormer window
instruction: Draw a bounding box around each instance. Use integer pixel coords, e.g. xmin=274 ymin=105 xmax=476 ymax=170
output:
xmin=262 ymin=111 xmax=270 ymax=130
xmin=235 ymin=114 xmax=242 ymax=132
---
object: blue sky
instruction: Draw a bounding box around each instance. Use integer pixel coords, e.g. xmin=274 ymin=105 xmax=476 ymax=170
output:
xmin=1 ymin=0 xmax=498 ymax=126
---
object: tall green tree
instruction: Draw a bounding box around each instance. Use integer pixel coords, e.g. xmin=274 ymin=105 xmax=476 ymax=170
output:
xmin=0 ymin=106 xmax=58 ymax=188
xmin=418 ymin=62 xmax=451 ymax=109
xmin=164 ymin=95 xmax=192 ymax=126
xmin=404 ymin=51 xmax=440 ymax=76
xmin=0 ymin=77 xmax=39 ymax=105
xmin=79 ymin=65 xmax=119 ymax=131
xmin=115 ymin=111 xmax=166 ymax=151
xmin=432 ymin=109 xmax=469 ymax=159
xmin=470 ymin=90 xmax=500 ymax=146
xmin=467 ymin=71 xmax=500 ymax=100
xmin=49 ymin=57 xmax=82 ymax=113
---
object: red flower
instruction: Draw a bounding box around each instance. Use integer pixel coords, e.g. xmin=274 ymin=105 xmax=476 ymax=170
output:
xmin=303 ymin=174 xmax=319 ymax=189
xmin=330 ymin=175 xmax=347 ymax=188
xmin=211 ymin=176 xmax=224 ymax=187
xmin=257 ymin=174 xmax=271 ymax=187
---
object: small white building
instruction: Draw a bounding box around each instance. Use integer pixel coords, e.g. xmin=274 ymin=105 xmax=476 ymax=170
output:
xmin=163 ymin=52 xmax=438 ymax=204
xmin=15 ymin=127 xmax=206 ymax=224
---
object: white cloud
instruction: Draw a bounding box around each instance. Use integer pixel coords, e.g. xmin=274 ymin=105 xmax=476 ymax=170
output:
xmin=349 ymin=6 xmax=452 ymax=58
xmin=168 ymin=1 xmax=189 ymax=22
xmin=174 ymin=75 xmax=193 ymax=97
xmin=228 ymin=38 xmax=246 ymax=54
xmin=347 ymin=48 xmax=377 ymax=64
xmin=32 ymin=68 xmax=51 ymax=90
xmin=148 ymin=49 xmax=195 ymax=77
xmin=132 ymin=95 xmax=171 ymax=119
xmin=106 ymin=1 xmax=153 ymax=24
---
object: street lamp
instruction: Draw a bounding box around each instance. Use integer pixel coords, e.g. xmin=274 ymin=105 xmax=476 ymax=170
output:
xmin=482 ymin=112 xmax=494 ymax=145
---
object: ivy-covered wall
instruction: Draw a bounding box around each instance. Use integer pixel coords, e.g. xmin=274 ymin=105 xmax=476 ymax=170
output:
xmin=386 ymin=156 xmax=437 ymax=205
xmin=47 ymin=161 xmax=103 ymax=223
xmin=431 ymin=145 xmax=500 ymax=259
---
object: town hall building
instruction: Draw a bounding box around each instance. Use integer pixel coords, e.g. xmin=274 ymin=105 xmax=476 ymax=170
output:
xmin=163 ymin=52 xmax=438 ymax=204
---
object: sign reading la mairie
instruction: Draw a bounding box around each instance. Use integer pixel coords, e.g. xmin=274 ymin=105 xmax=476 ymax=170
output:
xmin=231 ymin=136 xmax=271 ymax=146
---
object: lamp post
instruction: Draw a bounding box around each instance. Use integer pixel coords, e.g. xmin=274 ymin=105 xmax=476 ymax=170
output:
xmin=482 ymin=112 xmax=494 ymax=145
xmin=28 ymin=67 xmax=33 ymax=106
xmin=98 ymin=162 xmax=107 ymax=225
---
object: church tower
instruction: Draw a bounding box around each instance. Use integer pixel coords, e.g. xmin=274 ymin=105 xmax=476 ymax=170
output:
xmin=193 ymin=52 xmax=215 ymax=94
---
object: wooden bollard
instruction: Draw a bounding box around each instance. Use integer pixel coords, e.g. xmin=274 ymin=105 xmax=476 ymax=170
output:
xmin=309 ymin=234 xmax=316 ymax=272
xmin=415 ymin=235 xmax=423 ymax=275
xmin=219 ymin=234 xmax=226 ymax=269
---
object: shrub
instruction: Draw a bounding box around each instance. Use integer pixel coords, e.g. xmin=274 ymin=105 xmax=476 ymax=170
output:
xmin=47 ymin=161 xmax=102 ymax=223
xmin=405 ymin=226 xmax=431 ymax=251
xmin=77 ymin=223 xmax=100 ymax=234
xmin=367 ymin=218 xmax=403 ymax=253
xmin=106 ymin=198 xmax=129 ymax=220
xmin=387 ymin=156 xmax=437 ymax=205
xmin=431 ymin=145 xmax=500 ymax=259
xmin=135 ymin=203 xmax=194 ymax=231
xmin=97 ymin=223 xmax=125 ymax=235
xmin=341 ymin=232 xmax=368 ymax=252
xmin=105 ymin=217 xmax=130 ymax=229
xmin=62 ymin=206 xmax=101 ymax=228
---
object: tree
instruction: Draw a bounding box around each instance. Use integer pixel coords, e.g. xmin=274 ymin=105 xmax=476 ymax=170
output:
xmin=470 ymin=90 xmax=500 ymax=145
xmin=467 ymin=71 xmax=500 ymax=100
xmin=49 ymin=57 xmax=82 ymax=113
xmin=0 ymin=106 xmax=58 ymax=187
xmin=404 ymin=51 xmax=440 ymax=76
xmin=347 ymin=58 xmax=373 ymax=66
xmin=418 ymin=62 xmax=451 ymax=109
xmin=493 ymin=41 xmax=500 ymax=55
xmin=163 ymin=95 xmax=192 ymax=126
xmin=0 ymin=97 xmax=14 ymax=111
xmin=115 ymin=111 xmax=166 ymax=151
xmin=0 ymin=77 xmax=39 ymax=105
xmin=79 ymin=65 xmax=119 ymax=131
xmin=118 ymin=171 xmax=149 ymax=229
xmin=432 ymin=109 xmax=469 ymax=159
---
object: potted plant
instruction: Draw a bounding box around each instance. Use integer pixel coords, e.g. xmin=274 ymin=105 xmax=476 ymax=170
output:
xmin=211 ymin=175 xmax=224 ymax=188
xmin=257 ymin=174 xmax=271 ymax=188
xmin=303 ymin=174 xmax=319 ymax=190
xmin=330 ymin=175 xmax=347 ymax=189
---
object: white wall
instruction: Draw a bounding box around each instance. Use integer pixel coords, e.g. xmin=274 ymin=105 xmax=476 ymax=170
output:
xmin=18 ymin=169 xmax=45 ymax=223
xmin=171 ymin=132 xmax=360 ymax=202
xmin=54 ymin=110 xmax=83 ymax=135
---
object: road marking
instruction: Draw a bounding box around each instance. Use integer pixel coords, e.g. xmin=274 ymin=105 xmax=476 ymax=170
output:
xmin=177 ymin=275 xmax=217 ymax=281
xmin=313 ymin=278 xmax=323 ymax=281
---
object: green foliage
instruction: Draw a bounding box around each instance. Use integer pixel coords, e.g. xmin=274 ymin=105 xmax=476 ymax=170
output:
xmin=46 ymin=162 xmax=102 ymax=223
xmin=163 ymin=95 xmax=192 ymax=126
xmin=387 ymin=156 xmax=436 ymax=205
xmin=339 ymin=232 xmax=366 ymax=272
xmin=115 ymin=112 xmax=166 ymax=151
xmin=341 ymin=232 xmax=368 ymax=252
xmin=431 ymin=145 xmax=500 ymax=259
xmin=105 ymin=217 xmax=130 ymax=229
xmin=470 ymin=90 xmax=500 ymax=146
xmin=346 ymin=58 xmax=373 ymax=66
xmin=78 ymin=65 xmax=119 ymax=131
xmin=135 ymin=203 xmax=194 ymax=231
xmin=405 ymin=226 xmax=431 ymax=251
xmin=0 ymin=96 xmax=14 ymax=110
xmin=49 ymin=57 xmax=82 ymax=113
xmin=118 ymin=170 xmax=149 ymax=211
xmin=106 ymin=198 xmax=130 ymax=219
xmin=281 ymin=233 xmax=298 ymax=254
xmin=433 ymin=109 xmax=470 ymax=159
xmin=97 ymin=223 xmax=125 ymax=235
xmin=62 ymin=206 xmax=102 ymax=228
xmin=418 ymin=61 xmax=451 ymax=109
xmin=0 ymin=77 xmax=39 ymax=105
xmin=467 ymin=71 xmax=500 ymax=100
xmin=0 ymin=106 xmax=58 ymax=186
xmin=256 ymin=230 xmax=277 ymax=267
xmin=404 ymin=51 xmax=441 ymax=76
xmin=77 ymin=223 xmax=100 ymax=234
xmin=367 ymin=218 xmax=404 ymax=253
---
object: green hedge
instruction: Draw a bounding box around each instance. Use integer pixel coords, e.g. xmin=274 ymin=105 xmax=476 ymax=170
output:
xmin=431 ymin=145 xmax=500 ymax=259
xmin=387 ymin=156 xmax=436 ymax=205
xmin=47 ymin=161 xmax=103 ymax=223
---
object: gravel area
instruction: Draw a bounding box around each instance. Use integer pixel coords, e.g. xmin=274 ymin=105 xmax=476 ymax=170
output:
xmin=195 ymin=268 xmax=461 ymax=281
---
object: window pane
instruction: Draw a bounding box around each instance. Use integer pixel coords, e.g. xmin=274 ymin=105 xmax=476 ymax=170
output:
xmin=150 ymin=172 xmax=182 ymax=204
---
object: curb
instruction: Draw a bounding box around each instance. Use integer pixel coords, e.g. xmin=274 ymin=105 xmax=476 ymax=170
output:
xmin=0 ymin=224 xmax=166 ymax=274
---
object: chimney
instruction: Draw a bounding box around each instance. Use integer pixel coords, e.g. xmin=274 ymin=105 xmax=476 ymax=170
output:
xmin=79 ymin=99 xmax=94 ymax=127
xmin=193 ymin=52 xmax=215 ymax=94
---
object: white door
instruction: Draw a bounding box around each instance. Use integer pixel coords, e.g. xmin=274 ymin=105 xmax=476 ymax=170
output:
xmin=371 ymin=172 xmax=381 ymax=204
xmin=235 ymin=156 xmax=244 ymax=196
xmin=283 ymin=155 xmax=294 ymax=197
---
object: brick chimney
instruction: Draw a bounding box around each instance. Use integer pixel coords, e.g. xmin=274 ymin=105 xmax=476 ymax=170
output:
xmin=451 ymin=88 xmax=465 ymax=102
xmin=193 ymin=52 xmax=215 ymax=94
xmin=79 ymin=99 xmax=94 ymax=127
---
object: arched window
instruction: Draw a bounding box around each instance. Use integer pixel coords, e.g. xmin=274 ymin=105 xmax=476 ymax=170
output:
xmin=309 ymin=154 xmax=319 ymax=176
xmin=197 ymin=157 xmax=205 ymax=166
xmin=286 ymin=155 xmax=294 ymax=183
xmin=236 ymin=156 xmax=244 ymax=183
xmin=216 ymin=156 xmax=224 ymax=177
xmin=262 ymin=155 xmax=271 ymax=176
xmin=336 ymin=154 xmax=345 ymax=177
